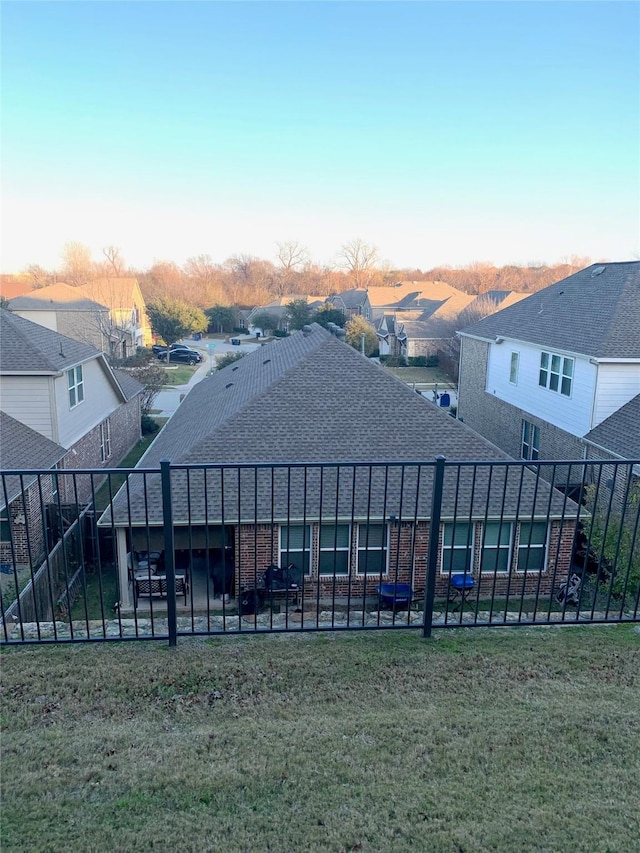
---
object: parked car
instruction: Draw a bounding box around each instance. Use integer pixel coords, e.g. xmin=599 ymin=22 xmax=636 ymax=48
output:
xmin=153 ymin=343 xmax=191 ymax=356
xmin=157 ymin=347 xmax=203 ymax=365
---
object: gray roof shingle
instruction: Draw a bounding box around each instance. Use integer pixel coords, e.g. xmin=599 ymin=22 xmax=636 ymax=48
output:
xmin=459 ymin=262 xmax=640 ymax=358
xmin=101 ymin=325 xmax=574 ymax=526
xmin=0 ymin=412 xmax=67 ymax=508
xmin=584 ymin=394 xmax=640 ymax=459
xmin=0 ymin=308 xmax=101 ymax=373
xmin=8 ymin=283 xmax=108 ymax=312
xmin=111 ymin=368 xmax=144 ymax=401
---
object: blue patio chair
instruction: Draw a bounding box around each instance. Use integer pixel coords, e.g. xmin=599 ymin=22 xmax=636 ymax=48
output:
xmin=448 ymin=573 xmax=475 ymax=612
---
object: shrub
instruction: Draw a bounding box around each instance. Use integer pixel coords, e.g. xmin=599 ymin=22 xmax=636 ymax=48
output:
xmin=141 ymin=415 xmax=160 ymax=435
xmin=232 ymin=327 xmax=250 ymax=334
xmin=272 ymin=330 xmax=289 ymax=338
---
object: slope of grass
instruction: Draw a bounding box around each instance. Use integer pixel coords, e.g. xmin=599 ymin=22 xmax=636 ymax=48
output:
xmin=1 ymin=627 xmax=639 ymax=852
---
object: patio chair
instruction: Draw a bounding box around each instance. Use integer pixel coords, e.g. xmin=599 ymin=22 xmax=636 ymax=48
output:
xmin=448 ymin=573 xmax=475 ymax=612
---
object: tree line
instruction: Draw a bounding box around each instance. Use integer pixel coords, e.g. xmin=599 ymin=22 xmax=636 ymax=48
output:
xmin=8 ymin=240 xmax=594 ymax=310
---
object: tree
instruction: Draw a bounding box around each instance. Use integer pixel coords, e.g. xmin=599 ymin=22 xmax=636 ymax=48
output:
xmin=284 ymin=298 xmax=312 ymax=331
xmin=337 ymin=239 xmax=379 ymax=288
xmin=24 ymin=264 xmax=54 ymax=289
xmin=61 ymin=241 xmax=96 ymax=286
xmin=250 ymin=310 xmax=278 ymax=333
xmin=216 ymin=351 xmax=246 ymax=370
xmin=0 ymin=296 xmax=11 ymax=310
xmin=276 ymin=240 xmax=310 ymax=275
xmin=206 ymin=305 xmax=237 ymax=333
xmin=102 ymin=246 xmax=126 ymax=276
xmin=131 ymin=363 xmax=167 ymax=416
xmin=345 ymin=315 xmax=377 ymax=356
xmin=147 ymin=297 xmax=208 ymax=348
xmin=313 ymin=305 xmax=346 ymax=328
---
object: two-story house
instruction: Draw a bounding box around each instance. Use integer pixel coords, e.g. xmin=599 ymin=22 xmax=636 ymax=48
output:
xmin=457 ymin=262 xmax=640 ymax=493
xmin=9 ymin=283 xmax=111 ymax=352
xmin=326 ymin=289 xmax=372 ymax=321
xmin=81 ymin=277 xmax=152 ymax=356
xmin=0 ymin=310 xmax=143 ymax=565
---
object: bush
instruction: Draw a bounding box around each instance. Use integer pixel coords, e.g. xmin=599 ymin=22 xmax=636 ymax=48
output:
xmin=232 ymin=327 xmax=250 ymax=335
xmin=272 ymin=330 xmax=289 ymax=338
xmin=141 ymin=415 xmax=160 ymax=435
xmin=110 ymin=347 xmax=155 ymax=368
xmin=216 ymin=351 xmax=246 ymax=370
xmin=407 ymin=356 xmax=439 ymax=367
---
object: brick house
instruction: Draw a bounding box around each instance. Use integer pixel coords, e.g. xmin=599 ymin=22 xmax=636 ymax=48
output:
xmin=457 ymin=262 xmax=640 ymax=492
xmin=100 ymin=324 xmax=576 ymax=610
xmin=0 ymin=309 xmax=143 ymax=566
xmin=326 ymin=289 xmax=372 ymax=321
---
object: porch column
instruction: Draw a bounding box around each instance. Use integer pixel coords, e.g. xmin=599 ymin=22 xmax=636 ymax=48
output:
xmin=116 ymin=527 xmax=131 ymax=609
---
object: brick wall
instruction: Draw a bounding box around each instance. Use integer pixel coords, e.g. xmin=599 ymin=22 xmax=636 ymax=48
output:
xmin=234 ymin=518 xmax=573 ymax=601
xmin=1 ymin=475 xmax=56 ymax=567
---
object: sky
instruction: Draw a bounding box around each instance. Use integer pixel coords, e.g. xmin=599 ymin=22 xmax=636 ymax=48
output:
xmin=1 ymin=1 xmax=639 ymax=273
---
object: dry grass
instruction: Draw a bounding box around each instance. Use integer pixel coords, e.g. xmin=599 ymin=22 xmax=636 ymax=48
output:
xmin=1 ymin=627 xmax=639 ymax=852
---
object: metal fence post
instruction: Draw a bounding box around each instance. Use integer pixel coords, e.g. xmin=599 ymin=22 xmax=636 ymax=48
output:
xmin=423 ymin=455 xmax=445 ymax=638
xmin=160 ymin=459 xmax=178 ymax=647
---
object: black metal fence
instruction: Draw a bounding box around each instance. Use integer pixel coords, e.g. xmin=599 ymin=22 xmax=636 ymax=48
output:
xmin=1 ymin=457 xmax=638 ymax=645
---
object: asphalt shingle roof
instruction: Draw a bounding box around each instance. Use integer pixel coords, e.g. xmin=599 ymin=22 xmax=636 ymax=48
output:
xmin=584 ymin=394 xmax=640 ymax=459
xmin=8 ymin=283 xmax=108 ymax=312
xmin=0 ymin=412 xmax=67 ymax=508
xmin=0 ymin=309 xmax=101 ymax=373
xmin=459 ymin=262 xmax=640 ymax=358
xmin=101 ymin=325 xmax=574 ymax=526
xmin=111 ymin=368 xmax=144 ymax=401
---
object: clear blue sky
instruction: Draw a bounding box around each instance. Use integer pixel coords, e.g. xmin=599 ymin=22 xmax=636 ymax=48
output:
xmin=2 ymin=1 xmax=638 ymax=272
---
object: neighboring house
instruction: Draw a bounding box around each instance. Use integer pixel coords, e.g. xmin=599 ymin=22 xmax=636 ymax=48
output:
xmin=327 ymin=289 xmax=372 ymax=321
xmin=9 ymin=283 xmax=111 ymax=352
xmin=100 ymin=324 xmax=575 ymax=610
xmin=367 ymin=281 xmax=463 ymax=315
xmin=0 ymin=310 xmax=144 ymax=563
xmin=373 ymin=314 xmax=407 ymax=357
xmin=457 ymin=262 xmax=640 ymax=491
xmin=247 ymin=296 xmax=326 ymax=335
xmin=0 ymin=411 xmax=67 ymax=566
xmin=82 ymin=277 xmax=152 ymax=356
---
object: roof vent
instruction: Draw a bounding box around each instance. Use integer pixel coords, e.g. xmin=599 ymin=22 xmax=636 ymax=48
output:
xmin=591 ymin=266 xmax=606 ymax=278
xmin=263 ymin=358 xmax=271 ymax=365
xmin=335 ymin=328 xmax=346 ymax=340
xmin=232 ymin=366 xmax=239 ymax=371
xmin=225 ymin=382 xmax=233 ymax=389
xmin=302 ymin=325 xmax=313 ymax=336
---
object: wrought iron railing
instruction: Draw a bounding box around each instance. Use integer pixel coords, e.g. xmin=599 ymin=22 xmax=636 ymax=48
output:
xmin=1 ymin=457 xmax=638 ymax=644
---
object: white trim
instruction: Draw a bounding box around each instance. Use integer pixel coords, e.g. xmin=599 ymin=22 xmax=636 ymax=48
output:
xmin=318 ymin=522 xmax=351 ymax=576
xmin=279 ymin=523 xmax=311 ymax=575
xmin=440 ymin=522 xmax=475 ymax=575
xmin=515 ymin=521 xmax=549 ymax=573
xmin=479 ymin=521 xmax=513 ymax=575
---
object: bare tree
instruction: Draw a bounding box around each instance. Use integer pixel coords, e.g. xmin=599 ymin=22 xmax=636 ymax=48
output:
xmin=24 ymin=264 xmax=54 ymax=289
xmin=61 ymin=241 xmax=96 ymax=286
xmin=276 ymin=241 xmax=310 ymax=275
xmin=337 ymin=239 xmax=379 ymax=288
xmin=102 ymin=246 xmax=126 ymax=276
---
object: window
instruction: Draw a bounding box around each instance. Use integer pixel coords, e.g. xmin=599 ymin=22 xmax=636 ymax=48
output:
xmin=509 ymin=352 xmax=519 ymax=384
xmin=319 ymin=524 xmax=350 ymax=575
xmin=0 ymin=509 xmax=10 ymax=542
xmin=522 ymin=420 xmax=540 ymax=461
xmin=539 ymin=351 xmax=573 ymax=396
xmin=441 ymin=523 xmax=474 ymax=574
xmin=67 ymin=365 xmax=84 ymax=408
xmin=517 ymin=522 xmax=547 ymax=572
xmin=99 ymin=419 xmax=111 ymax=462
xmin=480 ymin=522 xmax=512 ymax=573
xmin=279 ymin=525 xmax=311 ymax=575
xmin=356 ymin=524 xmax=388 ymax=575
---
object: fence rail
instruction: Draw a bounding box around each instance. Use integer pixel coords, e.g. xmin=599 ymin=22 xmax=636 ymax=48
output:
xmin=1 ymin=457 xmax=638 ymax=645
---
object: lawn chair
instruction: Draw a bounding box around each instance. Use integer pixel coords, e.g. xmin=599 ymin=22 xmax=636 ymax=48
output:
xmin=448 ymin=573 xmax=475 ymax=612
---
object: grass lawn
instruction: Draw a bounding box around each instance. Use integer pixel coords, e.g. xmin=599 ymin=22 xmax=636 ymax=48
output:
xmin=382 ymin=365 xmax=454 ymax=385
xmin=1 ymin=627 xmax=639 ymax=852
xmin=161 ymin=364 xmax=200 ymax=385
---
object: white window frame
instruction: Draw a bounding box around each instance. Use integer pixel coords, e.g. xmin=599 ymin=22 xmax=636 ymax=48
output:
xmin=516 ymin=522 xmax=548 ymax=573
xmin=67 ymin=365 xmax=85 ymax=409
xmin=440 ymin=522 xmax=475 ymax=575
xmin=319 ymin=523 xmax=351 ymax=576
xmin=522 ymin=420 xmax=540 ymax=461
xmin=356 ymin=523 xmax=389 ymax=576
xmin=509 ymin=351 xmax=519 ymax=385
xmin=479 ymin=522 xmax=513 ymax=574
xmin=99 ymin=419 xmax=111 ymax=462
xmin=279 ymin=525 xmax=311 ymax=576
xmin=539 ymin=351 xmax=573 ymax=397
